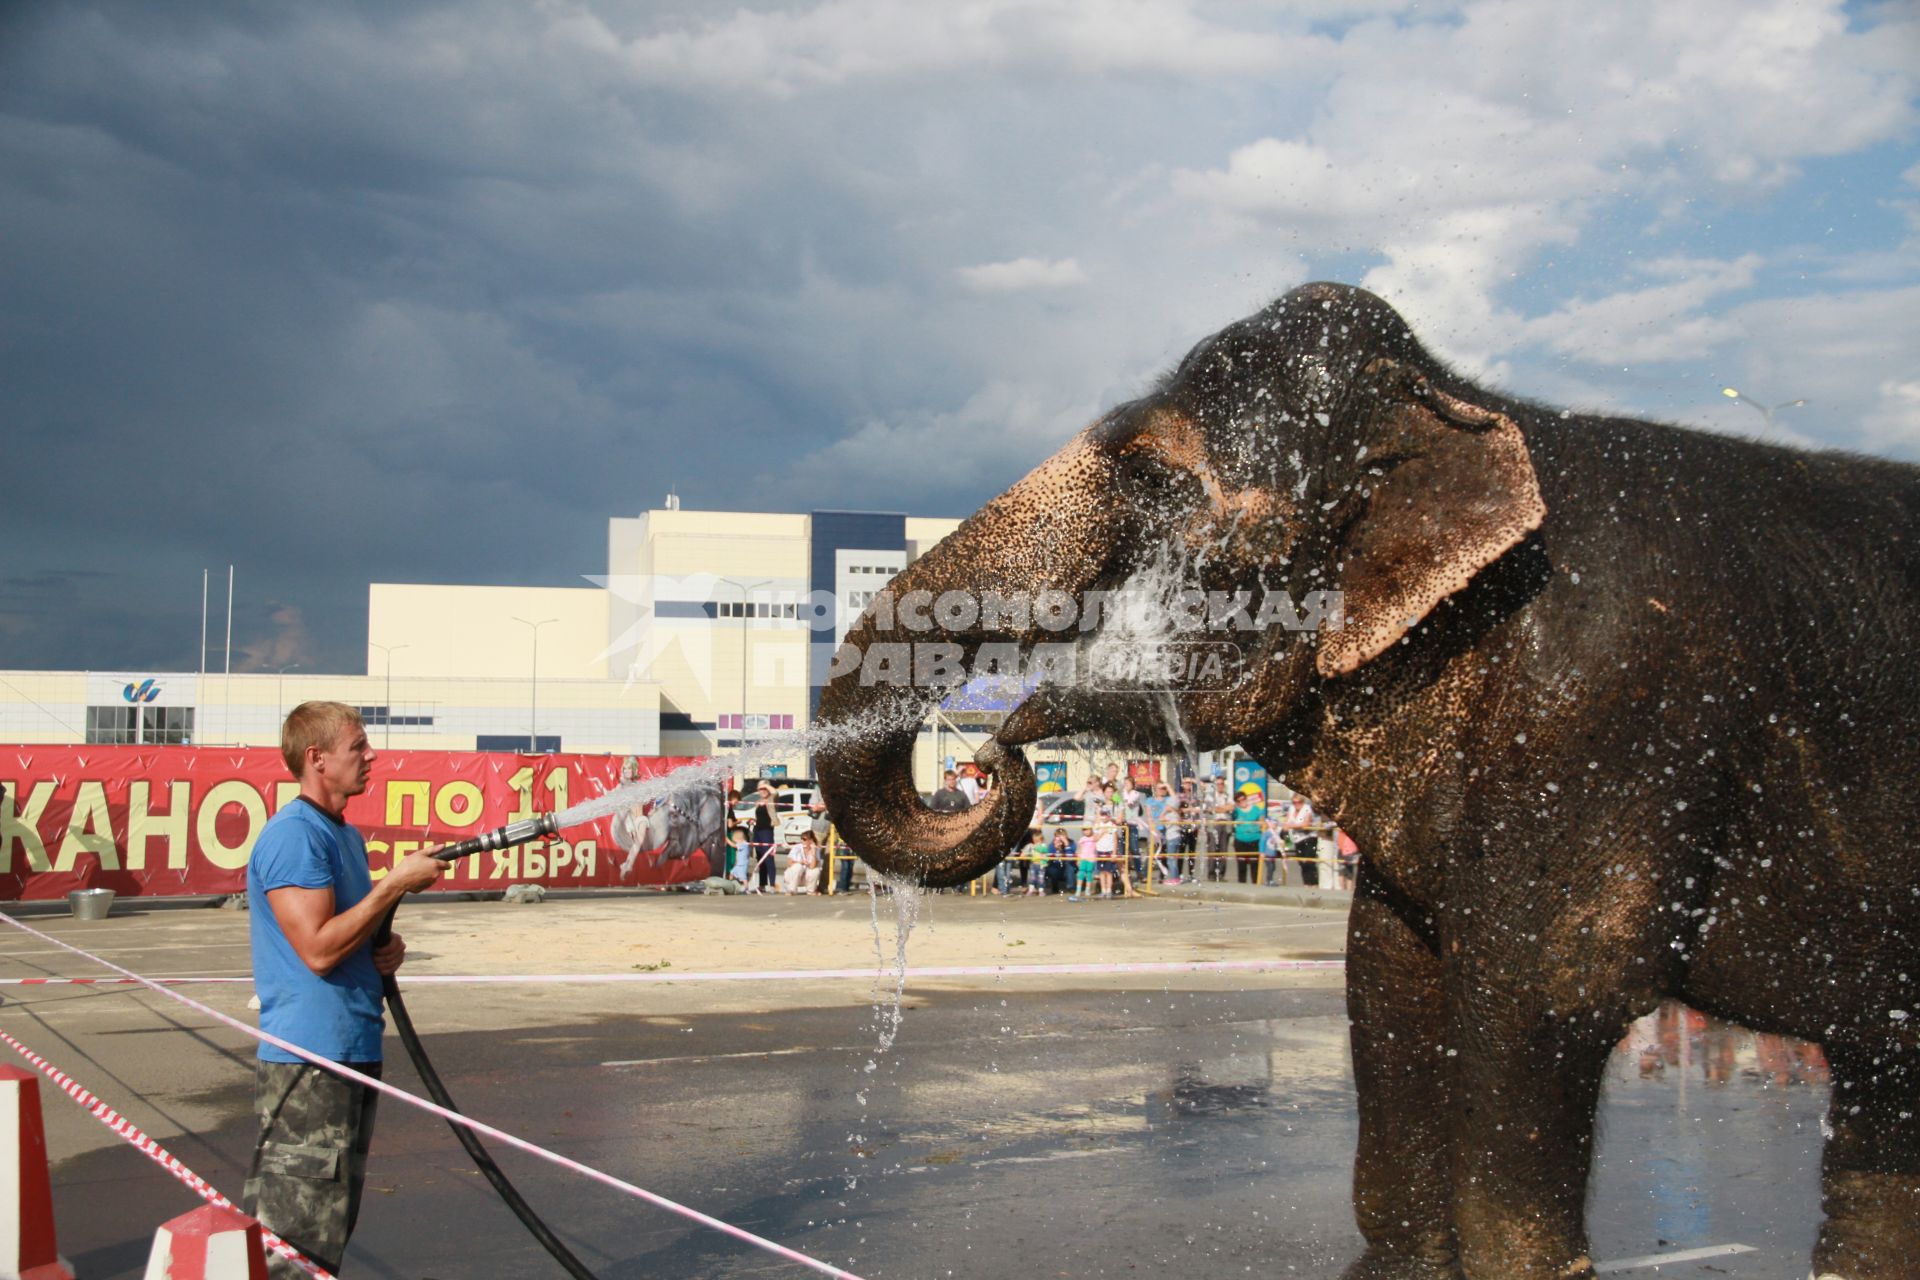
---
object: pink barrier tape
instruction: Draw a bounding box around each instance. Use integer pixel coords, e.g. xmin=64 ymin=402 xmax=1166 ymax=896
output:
xmin=0 ymin=959 xmax=1343 ymax=988
xmin=0 ymin=1028 xmax=333 ymax=1279
xmin=0 ymin=911 xmax=867 ymax=1280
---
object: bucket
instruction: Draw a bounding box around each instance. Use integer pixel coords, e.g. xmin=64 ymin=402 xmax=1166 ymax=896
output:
xmin=67 ymin=888 xmax=115 ymax=921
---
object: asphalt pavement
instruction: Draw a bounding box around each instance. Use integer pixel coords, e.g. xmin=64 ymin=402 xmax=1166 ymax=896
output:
xmin=0 ymin=889 xmax=1831 ymax=1279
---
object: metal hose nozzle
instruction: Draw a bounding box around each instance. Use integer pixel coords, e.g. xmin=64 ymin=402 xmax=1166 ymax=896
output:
xmin=433 ymin=813 xmax=561 ymax=862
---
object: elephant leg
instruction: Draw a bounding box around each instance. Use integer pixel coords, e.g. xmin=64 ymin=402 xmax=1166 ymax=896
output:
xmin=1811 ymin=1044 xmax=1920 ymax=1279
xmin=1342 ymin=880 xmax=1462 ymax=1280
xmin=1447 ymin=1001 xmax=1613 ymax=1279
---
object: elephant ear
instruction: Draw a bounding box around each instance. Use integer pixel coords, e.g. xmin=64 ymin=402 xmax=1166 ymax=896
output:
xmin=1316 ymin=363 xmax=1546 ymax=678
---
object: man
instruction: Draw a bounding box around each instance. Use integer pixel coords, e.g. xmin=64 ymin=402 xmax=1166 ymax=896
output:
xmin=928 ymin=770 xmax=970 ymax=813
xmin=245 ymin=702 xmax=447 ymax=1277
xmin=811 ymin=797 xmax=850 ymax=894
xmin=956 ymin=768 xmax=983 ymax=805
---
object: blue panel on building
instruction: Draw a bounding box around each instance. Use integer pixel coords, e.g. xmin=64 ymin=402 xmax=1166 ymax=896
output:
xmin=808 ymin=511 xmax=905 ymax=712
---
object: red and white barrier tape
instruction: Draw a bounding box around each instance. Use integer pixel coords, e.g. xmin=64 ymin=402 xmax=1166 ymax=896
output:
xmin=0 ymin=1028 xmax=333 ymax=1278
xmin=0 ymin=911 xmax=867 ymax=1280
xmin=0 ymin=957 xmax=1343 ymax=987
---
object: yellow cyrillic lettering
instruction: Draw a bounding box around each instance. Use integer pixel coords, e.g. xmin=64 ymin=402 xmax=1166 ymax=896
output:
xmin=128 ymin=780 xmax=191 ymax=870
xmin=56 ymin=781 xmax=119 ymax=871
xmin=0 ymin=781 xmax=55 ymax=874
xmin=198 ymin=781 xmax=268 ymax=870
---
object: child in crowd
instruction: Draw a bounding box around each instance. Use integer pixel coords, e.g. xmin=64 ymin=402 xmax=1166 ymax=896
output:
xmin=1025 ymin=834 xmax=1049 ymax=895
xmin=1094 ymin=814 xmax=1119 ymax=899
xmin=1047 ymin=831 xmax=1075 ymax=896
xmin=1072 ymin=829 xmax=1098 ymax=901
xmin=729 ymin=826 xmax=755 ymax=892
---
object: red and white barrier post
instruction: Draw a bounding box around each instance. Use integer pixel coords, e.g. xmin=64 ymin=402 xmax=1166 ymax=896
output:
xmin=0 ymin=1064 xmax=75 ymax=1280
xmin=144 ymin=1204 xmax=269 ymax=1280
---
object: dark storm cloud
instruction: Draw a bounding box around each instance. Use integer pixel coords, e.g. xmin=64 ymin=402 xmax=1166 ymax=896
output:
xmin=2 ymin=1 xmax=1914 ymax=677
xmin=0 ymin=2 xmax=956 ymax=674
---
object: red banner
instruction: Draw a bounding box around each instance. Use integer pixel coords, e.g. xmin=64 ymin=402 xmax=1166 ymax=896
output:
xmin=0 ymin=746 xmax=716 ymax=900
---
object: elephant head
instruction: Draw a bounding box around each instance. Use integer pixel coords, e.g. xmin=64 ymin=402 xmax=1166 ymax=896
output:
xmin=814 ymin=283 xmax=1545 ymax=887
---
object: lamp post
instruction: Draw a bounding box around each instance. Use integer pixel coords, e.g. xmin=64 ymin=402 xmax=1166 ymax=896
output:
xmin=275 ymin=663 xmax=300 ymax=726
xmin=1721 ymin=386 xmax=1808 ymax=436
xmin=369 ymin=642 xmax=408 ymax=747
xmin=511 ymin=617 xmax=557 ymax=753
xmin=718 ymin=578 xmax=771 ymax=755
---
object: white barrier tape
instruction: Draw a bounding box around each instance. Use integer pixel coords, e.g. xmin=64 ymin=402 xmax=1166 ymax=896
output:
xmin=0 ymin=958 xmax=1344 ymax=988
xmin=0 ymin=911 xmax=866 ymax=1280
xmin=0 ymin=1028 xmax=333 ymax=1279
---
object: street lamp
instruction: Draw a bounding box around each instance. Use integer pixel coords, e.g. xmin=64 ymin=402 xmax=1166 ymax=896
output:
xmin=369 ymin=642 xmax=408 ymax=747
xmin=1721 ymin=386 xmax=1809 ymax=436
xmin=718 ymin=578 xmax=771 ymax=755
xmin=511 ymin=617 xmax=557 ymax=753
xmin=275 ymin=663 xmax=300 ymax=726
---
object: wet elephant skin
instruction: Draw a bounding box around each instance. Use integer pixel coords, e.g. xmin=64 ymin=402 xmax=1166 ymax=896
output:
xmin=812 ymin=283 xmax=1920 ymax=1278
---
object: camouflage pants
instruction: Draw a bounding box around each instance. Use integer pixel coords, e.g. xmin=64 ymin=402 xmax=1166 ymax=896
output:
xmin=243 ymin=1060 xmax=382 ymax=1278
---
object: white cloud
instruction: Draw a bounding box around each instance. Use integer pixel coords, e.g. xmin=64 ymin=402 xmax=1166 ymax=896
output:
xmin=1863 ymin=379 xmax=1920 ymax=453
xmin=1519 ymin=255 xmax=1763 ymax=365
xmin=956 ymin=256 xmax=1088 ymax=292
xmin=1170 ymin=0 xmax=1916 ymax=365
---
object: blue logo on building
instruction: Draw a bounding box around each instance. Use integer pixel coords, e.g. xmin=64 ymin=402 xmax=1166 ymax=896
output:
xmin=123 ymin=679 xmax=161 ymax=704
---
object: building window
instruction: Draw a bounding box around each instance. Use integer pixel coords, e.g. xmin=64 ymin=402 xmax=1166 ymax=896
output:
xmin=719 ymin=713 xmax=794 ymax=732
xmin=145 ymin=705 xmax=195 ymax=744
xmin=85 ymin=705 xmax=194 ymax=745
xmin=358 ymin=706 xmax=435 ymax=728
xmin=848 ymin=590 xmax=876 ymax=610
xmin=85 ymin=706 xmax=138 ymax=744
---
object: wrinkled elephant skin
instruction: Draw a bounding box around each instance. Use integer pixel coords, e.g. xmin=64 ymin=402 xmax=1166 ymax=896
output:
xmin=812 ymin=283 xmax=1920 ymax=1278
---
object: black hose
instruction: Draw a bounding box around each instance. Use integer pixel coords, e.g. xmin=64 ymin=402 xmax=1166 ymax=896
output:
xmin=377 ymin=916 xmax=599 ymax=1279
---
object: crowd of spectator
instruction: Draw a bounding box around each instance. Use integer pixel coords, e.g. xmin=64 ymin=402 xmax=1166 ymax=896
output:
xmin=717 ymin=767 xmax=1358 ymax=897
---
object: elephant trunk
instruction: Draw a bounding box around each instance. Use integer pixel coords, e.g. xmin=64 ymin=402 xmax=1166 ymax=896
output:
xmin=814 ymin=432 xmax=1122 ymax=887
xmin=814 ymin=670 xmax=1037 ymax=888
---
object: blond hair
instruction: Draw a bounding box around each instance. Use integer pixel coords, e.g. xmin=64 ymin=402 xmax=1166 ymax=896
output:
xmin=281 ymin=701 xmax=364 ymax=778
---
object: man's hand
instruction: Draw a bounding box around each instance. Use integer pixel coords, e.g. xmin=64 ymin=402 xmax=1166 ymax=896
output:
xmin=373 ymin=931 xmax=406 ymax=976
xmin=389 ymin=849 xmax=448 ymax=895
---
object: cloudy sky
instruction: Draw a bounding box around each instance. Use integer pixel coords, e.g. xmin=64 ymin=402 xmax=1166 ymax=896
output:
xmin=3 ymin=0 xmax=1916 ymax=676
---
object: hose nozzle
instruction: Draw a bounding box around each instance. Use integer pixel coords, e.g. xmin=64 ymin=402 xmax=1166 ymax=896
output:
xmin=434 ymin=813 xmax=560 ymax=862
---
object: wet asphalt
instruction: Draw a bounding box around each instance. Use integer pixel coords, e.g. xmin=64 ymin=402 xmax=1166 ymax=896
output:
xmin=5 ymin=897 xmax=1833 ymax=1280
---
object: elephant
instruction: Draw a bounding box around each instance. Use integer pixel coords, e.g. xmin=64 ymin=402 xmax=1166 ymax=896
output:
xmin=813 ymin=283 xmax=1920 ymax=1279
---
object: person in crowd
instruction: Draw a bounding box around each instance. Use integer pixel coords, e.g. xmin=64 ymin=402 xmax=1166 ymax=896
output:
xmin=1080 ymin=775 xmax=1109 ymax=821
xmin=957 ymin=768 xmax=983 ymax=805
xmin=1280 ymin=791 xmax=1319 ymax=887
xmin=1157 ymin=784 xmax=1185 ymax=884
xmin=728 ymin=825 xmax=756 ymax=891
xmin=1175 ymin=777 xmax=1201 ymax=881
xmin=1261 ymin=809 xmax=1288 ymax=885
xmin=812 ymin=797 xmax=851 ymax=895
xmin=1206 ymin=778 xmax=1234 ymax=881
xmin=1232 ymin=788 xmax=1265 ymax=883
xmin=1024 ymin=834 xmax=1049 ymax=895
xmin=1123 ymin=779 xmax=1152 ymax=883
xmin=929 ymin=770 xmax=970 ymax=813
xmin=1335 ymin=827 xmax=1360 ymax=890
xmin=246 ymin=702 xmax=446 ymax=1279
xmin=1094 ymin=811 xmax=1119 ymax=899
xmin=782 ymin=829 xmax=823 ymax=894
xmin=1046 ymin=830 xmax=1076 ymax=897
xmin=751 ymin=783 xmax=780 ymax=892
xmin=1072 ymin=828 xmax=1098 ymax=901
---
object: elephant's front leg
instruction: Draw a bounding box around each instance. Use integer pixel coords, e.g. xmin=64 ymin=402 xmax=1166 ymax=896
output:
xmin=1445 ymin=975 xmax=1617 ymax=1279
xmin=1343 ymin=880 xmax=1462 ymax=1279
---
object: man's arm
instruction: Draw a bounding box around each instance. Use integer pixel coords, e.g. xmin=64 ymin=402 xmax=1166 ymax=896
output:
xmin=267 ymin=849 xmax=446 ymax=977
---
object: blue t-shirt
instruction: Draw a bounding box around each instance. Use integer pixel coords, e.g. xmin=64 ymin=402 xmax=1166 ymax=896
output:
xmin=247 ymin=798 xmax=384 ymax=1063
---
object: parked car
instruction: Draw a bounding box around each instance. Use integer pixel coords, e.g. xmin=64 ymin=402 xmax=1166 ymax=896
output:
xmin=731 ymin=777 xmax=822 ymax=842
